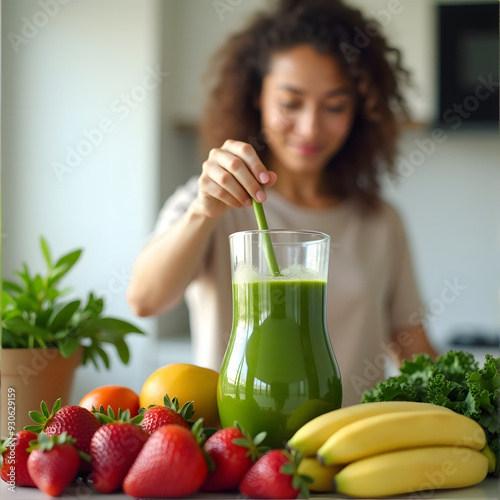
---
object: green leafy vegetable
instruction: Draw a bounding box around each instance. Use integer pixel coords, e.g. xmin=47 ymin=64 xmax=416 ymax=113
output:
xmin=362 ymin=351 xmax=500 ymax=476
xmin=1 ymin=236 xmax=144 ymax=369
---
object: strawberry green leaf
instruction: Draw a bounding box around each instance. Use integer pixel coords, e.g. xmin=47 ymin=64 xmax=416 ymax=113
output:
xmin=27 ymin=431 xmax=76 ymax=452
xmin=253 ymin=431 xmax=267 ymax=446
xmin=28 ymin=412 xmax=46 ymax=425
xmin=233 ymin=421 xmax=269 ymax=460
xmin=40 ymin=401 xmax=50 ymax=419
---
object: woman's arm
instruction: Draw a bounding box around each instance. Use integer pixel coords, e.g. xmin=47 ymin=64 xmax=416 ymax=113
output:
xmin=390 ymin=324 xmax=439 ymax=365
xmin=126 ymin=140 xmax=277 ymax=318
xmin=126 ymin=205 xmax=219 ymax=317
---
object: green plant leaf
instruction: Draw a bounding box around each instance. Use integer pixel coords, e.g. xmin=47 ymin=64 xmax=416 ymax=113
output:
xmin=32 ymin=275 xmax=44 ymax=297
xmin=15 ymin=264 xmax=34 ymax=295
xmin=40 ymin=236 xmax=52 ymax=270
xmin=83 ymin=293 xmax=104 ymax=316
xmin=2 ymin=309 xmax=23 ymax=321
xmin=94 ymin=317 xmax=144 ymax=335
xmin=113 ymin=338 xmax=130 ymax=364
xmin=40 ymin=401 xmax=50 ymax=419
xmin=88 ymin=351 xmax=99 ymax=370
xmin=95 ymin=346 xmax=110 ymax=369
xmin=49 ymin=300 xmax=81 ymax=331
xmin=53 ymin=330 xmax=70 ymax=340
xmin=2 ymin=280 xmax=24 ymax=294
xmin=28 ymin=412 xmax=46 ymax=425
xmin=49 ymin=249 xmax=82 ymax=286
xmin=57 ymin=337 xmax=77 ymax=356
xmin=1 ymin=290 xmax=16 ymax=309
xmin=15 ymin=295 xmax=39 ymax=312
xmin=2 ymin=309 xmax=23 ymax=323
xmin=3 ymin=317 xmax=50 ymax=339
xmin=57 ymin=336 xmax=80 ymax=358
xmin=2 ymin=328 xmax=28 ymax=348
xmin=35 ymin=308 xmax=54 ymax=329
xmin=45 ymin=288 xmax=61 ymax=302
xmin=2 ymin=238 xmax=144 ymax=369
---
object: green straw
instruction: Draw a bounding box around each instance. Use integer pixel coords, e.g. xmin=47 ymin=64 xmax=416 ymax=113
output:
xmin=252 ymin=198 xmax=281 ymax=276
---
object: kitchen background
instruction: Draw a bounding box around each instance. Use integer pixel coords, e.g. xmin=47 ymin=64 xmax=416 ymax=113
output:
xmin=2 ymin=0 xmax=499 ymax=400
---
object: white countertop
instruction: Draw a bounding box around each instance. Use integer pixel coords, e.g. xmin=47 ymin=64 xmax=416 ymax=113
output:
xmin=2 ymin=477 xmax=498 ymax=499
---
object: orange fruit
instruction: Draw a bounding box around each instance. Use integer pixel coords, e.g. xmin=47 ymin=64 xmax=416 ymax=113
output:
xmin=140 ymin=363 xmax=220 ymax=428
xmin=79 ymin=385 xmax=140 ymax=417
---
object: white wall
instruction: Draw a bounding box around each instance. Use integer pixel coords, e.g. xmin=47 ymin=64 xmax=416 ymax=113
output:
xmin=167 ymin=0 xmax=270 ymax=125
xmin=1 ymin=0 xmax=164 ymax=398
xmin=384 ymin=128 xmax=500 ymax=350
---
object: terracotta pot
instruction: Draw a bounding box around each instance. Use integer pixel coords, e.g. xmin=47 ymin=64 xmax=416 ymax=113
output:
xmin=1 ymin=346 xmax=83 ymax=437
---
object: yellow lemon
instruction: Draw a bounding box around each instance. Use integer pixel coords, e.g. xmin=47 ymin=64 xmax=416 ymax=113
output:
xmin=140 ymin=363 xmax=220 ymax=428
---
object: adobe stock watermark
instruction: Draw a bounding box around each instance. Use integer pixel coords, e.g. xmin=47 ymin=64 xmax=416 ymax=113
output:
xmin=385 ymin=73 xmax=498 ymax=192
xmin=409 ymin=278 xmax=468 ymax=327
xmin=5 ymin=388 xmax=17 ymax=492
xmin=96 ymin=268 xmax=131 ymax=305
xmin=407 ymin=438 xmax=489 ymax=500
xmin=349 ymin=329 xmax=415 ymax=396
xmin=16 ymin=349 xmax=60 ymax=385
xmin=7 ymin=0 xmax=71 ymax=54
xmin=340 ymin=0 xmax=414 ymax=63
xmin=52 ymin=65 xmax=168 ymax=182
xmin=213 ymin=0 xmax=243 ymax=21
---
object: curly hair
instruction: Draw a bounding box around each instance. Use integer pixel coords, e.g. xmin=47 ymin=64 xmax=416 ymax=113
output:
xmin=200 ymin=0 xmax=410 ymax=209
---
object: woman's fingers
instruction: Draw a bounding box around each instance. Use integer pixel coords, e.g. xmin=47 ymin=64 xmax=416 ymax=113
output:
xmin=199 ymin=174 xmax=245 ymax=208
xmin=220 ymin=139 xmax=273 ymax=188
xmin=198 ymin=141 xmax=275 ymax=216
xmin=266 ymin=171 xmax=278 ymax=189
xmin=200 ymin=159 xmax=250 ymax=208
xmin=211 ymin=149 xmax=264 ymax=203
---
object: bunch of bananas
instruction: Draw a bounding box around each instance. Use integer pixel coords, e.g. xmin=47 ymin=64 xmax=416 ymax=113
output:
xmin=290 ymin=401 xmax=490 ymax=497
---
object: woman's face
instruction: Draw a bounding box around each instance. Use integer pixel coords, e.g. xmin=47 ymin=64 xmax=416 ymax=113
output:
xmin=259 ymin=45 xmax=356 ymax=176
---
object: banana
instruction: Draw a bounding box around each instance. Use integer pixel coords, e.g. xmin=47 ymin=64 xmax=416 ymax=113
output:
xmin=297 ymin=457 xmax=342 ymax=493
xmin=480 ymin=444 xmax=497 ymax=473
xmin=318 ymin=410 xmax=486 ymax=465
xmin=332 ymin=446 xmax=488 ymax=498
xmin=287 ymin=400 xmax=453 ymax=456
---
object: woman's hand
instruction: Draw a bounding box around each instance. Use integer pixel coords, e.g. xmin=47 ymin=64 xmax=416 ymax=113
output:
xmin=190 ymin=140 xmax=278 ymax=218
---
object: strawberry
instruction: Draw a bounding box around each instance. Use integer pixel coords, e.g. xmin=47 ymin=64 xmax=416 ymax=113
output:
xmin=123 ymin=419 xmax=208 ymax=498
xmin=0 ymin=430 xmax=37 ymax=487
xmin=90 ymin=407 xmax=149 ymax=493
xmin=26 ymin=398 xmax=101 ymax=470
xmin=27 ymin=432 xmax=80 ymax=497
xmin=141 ymin=393 xmax=194 ymax=433
xmin=201 ymin=422 xmax=268 ymax=492
xmin=239 ymin=449 xmax=312 ymax=499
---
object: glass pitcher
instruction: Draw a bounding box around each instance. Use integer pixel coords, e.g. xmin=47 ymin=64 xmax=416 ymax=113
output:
xmin=217 ymin=230 xmax=342 ymax=448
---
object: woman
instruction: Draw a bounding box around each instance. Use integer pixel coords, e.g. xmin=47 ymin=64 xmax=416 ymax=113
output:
xmin=127 ymin=0 xmax=437 ymax=406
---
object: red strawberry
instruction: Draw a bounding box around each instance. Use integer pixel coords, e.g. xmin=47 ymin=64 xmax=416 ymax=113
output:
xmin=201 ymin=422 xmax=268 ymax=492
xmin=90 ymin=407 xmax=149 ymax=493
xmin=26 ymin=398 xmax=101 ymax=470
xmin=141 ymin=393 xmax=194 ymax=433
xmin=239 ymin=449 xmax=312 ymax=499
xmin=27 ymin=432 xmax=80 ymax=497
xmin=0 ymin=430 xmax=37 ymax=487
xmin=123 ymin=420 xmax=208 ymax=498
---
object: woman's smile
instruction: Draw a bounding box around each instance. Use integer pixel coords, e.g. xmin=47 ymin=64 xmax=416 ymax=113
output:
xmin=290 ymin=142 xmax=323 ymax=156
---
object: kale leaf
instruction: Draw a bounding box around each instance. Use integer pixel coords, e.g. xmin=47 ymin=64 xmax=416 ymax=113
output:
xmin=362 ymin=351 xmax=500 ymax=475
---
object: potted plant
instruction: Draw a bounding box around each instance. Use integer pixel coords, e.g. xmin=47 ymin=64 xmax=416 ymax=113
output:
xmin=1 ymin=237 xmax=144 ymax=436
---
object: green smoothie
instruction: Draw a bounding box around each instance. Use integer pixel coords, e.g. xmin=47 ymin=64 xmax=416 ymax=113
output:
xmin=217 ymin=278 xmax=342 ymax=449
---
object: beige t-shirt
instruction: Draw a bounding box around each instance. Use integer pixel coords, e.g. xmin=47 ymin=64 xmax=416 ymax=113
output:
xmin=153 ymin=176 xmax=422 ymax=406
